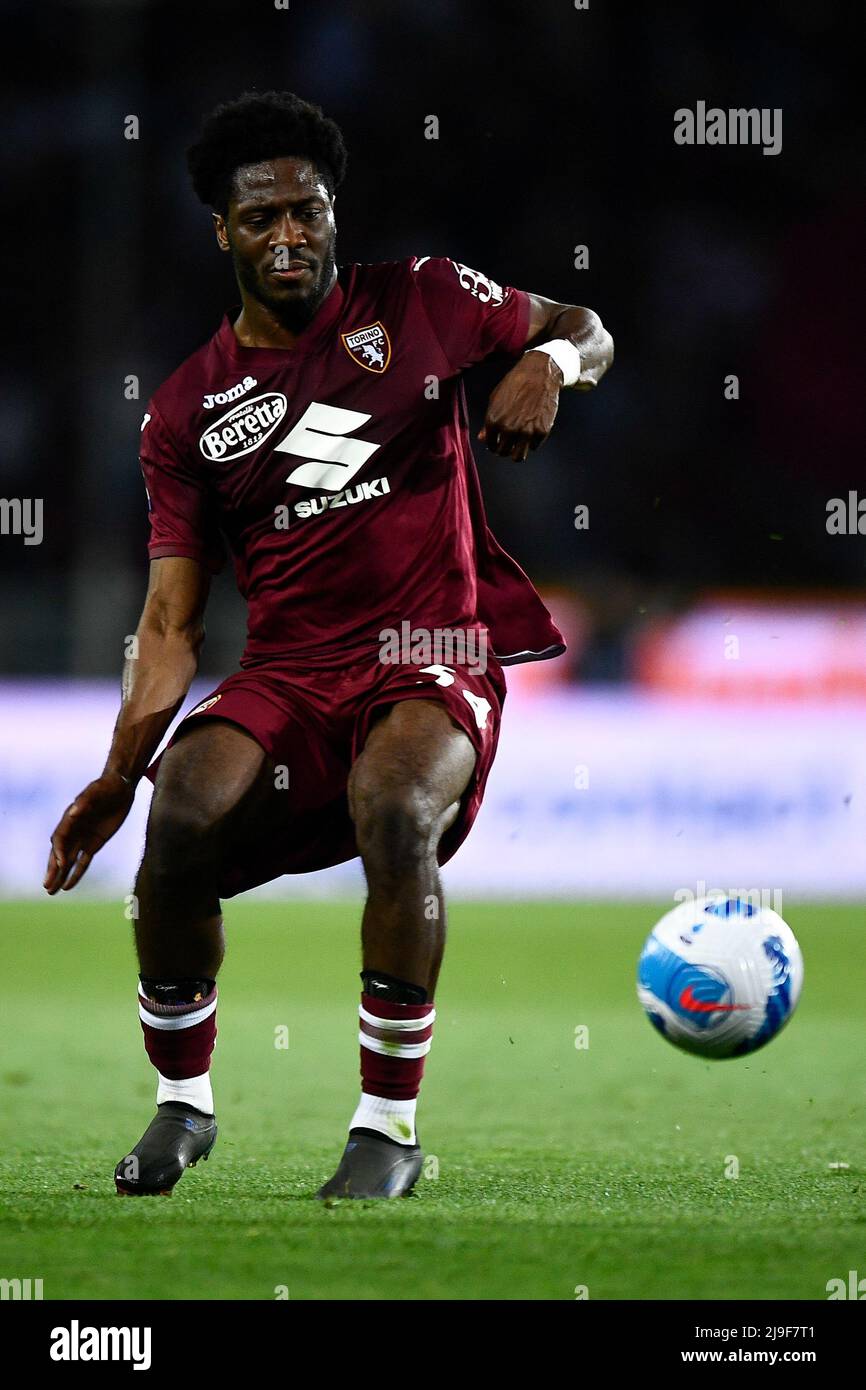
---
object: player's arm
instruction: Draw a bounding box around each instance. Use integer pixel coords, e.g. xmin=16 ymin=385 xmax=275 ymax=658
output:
xmin=479 ymin=295 xmax=614 ymax=462
xmin=44 ymin=557 xmax=210 ymax=894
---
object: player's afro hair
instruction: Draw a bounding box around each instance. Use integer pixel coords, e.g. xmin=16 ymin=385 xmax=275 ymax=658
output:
xmin=187 ymin=90 xmax=348 ymax=213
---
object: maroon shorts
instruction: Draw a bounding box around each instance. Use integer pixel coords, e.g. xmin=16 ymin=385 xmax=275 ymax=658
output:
xmin=147 ymin=652 xmax=507 ymax=898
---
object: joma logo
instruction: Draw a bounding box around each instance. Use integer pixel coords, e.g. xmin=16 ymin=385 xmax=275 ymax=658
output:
xmin=202 ymin=375 xmax=257 ymax=410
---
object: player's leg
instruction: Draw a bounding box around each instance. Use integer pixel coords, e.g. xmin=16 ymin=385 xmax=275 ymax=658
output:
xmin=116 ymin=720 xmax=272 ymax=1195
xmin=349 ymin=698 xmax=475 ymax=994
xmin=318 ymin=699 xmax=476 ymax=1199
xmin=134 ymin=719 xmax=271 ymax=978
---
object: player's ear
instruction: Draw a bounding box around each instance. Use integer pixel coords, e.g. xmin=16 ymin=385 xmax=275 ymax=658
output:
xmin=212 ymin=211 xmax=230 ymax=252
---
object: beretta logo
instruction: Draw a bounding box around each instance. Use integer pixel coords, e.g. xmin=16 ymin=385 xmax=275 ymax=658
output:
xmin=199 ymin=392 xmax=287 ymax=462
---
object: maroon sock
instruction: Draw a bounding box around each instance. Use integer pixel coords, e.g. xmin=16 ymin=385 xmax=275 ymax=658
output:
xmin=359 ymin=993 xmax=435 ymax=1099
xmin=138 ymin=984 xmax=217 ymax=1080
xmin=350 ymin=993 xmax=436 ymax=1143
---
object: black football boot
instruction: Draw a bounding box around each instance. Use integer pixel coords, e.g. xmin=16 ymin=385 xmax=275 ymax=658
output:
xmin=316 ymin=1131 xmax=424 ymax=1200
xmin=114 ymin=1103 xmax=217 ymax=1196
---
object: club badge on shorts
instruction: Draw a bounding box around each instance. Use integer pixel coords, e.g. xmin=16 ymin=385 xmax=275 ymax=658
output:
xmin=341 ymin=321 xmax=392 ymax=374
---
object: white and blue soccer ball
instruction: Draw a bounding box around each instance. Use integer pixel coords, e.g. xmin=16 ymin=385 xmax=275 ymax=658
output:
xmin=637 ymin=895 xmax=803 ymax=1059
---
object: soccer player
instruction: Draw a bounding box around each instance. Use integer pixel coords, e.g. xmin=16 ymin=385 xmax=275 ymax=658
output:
xmin=44 ymin=92 xmax=613 ymax=1199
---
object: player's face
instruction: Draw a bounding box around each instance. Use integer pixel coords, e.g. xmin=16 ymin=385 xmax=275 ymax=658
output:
xmin=215 ymin=157 xmax=337 ymax=328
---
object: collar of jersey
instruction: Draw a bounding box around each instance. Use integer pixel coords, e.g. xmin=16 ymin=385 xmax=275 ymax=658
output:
xmin=217 ymin=274 xmax=346 ymax=362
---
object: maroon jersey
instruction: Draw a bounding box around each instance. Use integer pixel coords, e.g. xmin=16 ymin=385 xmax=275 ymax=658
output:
xmin=140 ymin=255 xmax=565 ymax=666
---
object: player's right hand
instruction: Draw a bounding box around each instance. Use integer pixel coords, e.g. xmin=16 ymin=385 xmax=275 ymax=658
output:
xmin=44 ymin=772 xmax=136 ymax=894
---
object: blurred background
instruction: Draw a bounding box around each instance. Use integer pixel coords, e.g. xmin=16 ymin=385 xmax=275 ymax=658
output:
xmin=1 ymin=0 xmax=863 ymax=898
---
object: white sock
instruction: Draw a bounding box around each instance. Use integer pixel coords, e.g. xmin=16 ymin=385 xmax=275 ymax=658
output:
xmin=156 ymin=1070 xmax=214 ymax=1115
xmin=350 ymin=1092 xmax=417 ymax=1145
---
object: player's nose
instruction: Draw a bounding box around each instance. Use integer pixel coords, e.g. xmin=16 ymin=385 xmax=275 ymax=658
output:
xmin=270 ymin=212 xmax=308 ymax=249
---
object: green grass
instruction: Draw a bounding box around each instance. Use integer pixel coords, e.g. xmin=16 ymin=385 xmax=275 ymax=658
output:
xmin=0 ymin=899 xmax=863 ymax=1300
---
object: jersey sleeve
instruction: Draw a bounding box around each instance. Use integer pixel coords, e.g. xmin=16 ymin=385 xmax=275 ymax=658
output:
xmin=139 ymin=403 xmax=224 ymax=573
xmin=409 ymin=255 xmax=531 ymax=371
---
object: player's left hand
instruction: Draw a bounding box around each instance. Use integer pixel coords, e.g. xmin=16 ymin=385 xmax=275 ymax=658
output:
xmin=478 ymin=351 xmax=563 ymax=462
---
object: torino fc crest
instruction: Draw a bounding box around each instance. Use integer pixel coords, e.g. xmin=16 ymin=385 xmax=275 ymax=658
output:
xmin=341 ymin=321 xmax=392 ymax=373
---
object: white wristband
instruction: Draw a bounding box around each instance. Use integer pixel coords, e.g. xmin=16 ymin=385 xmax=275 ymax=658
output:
xmin=526 ymin=338 xmax=581 ymax=387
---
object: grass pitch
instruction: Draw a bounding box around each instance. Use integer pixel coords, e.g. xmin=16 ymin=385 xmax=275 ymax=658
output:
xmin=0 ymin=899 xmax=863 ymax=1300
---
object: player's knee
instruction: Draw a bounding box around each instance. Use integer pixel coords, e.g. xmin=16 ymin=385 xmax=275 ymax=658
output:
xmin=353 ymin=784 xmax=439 ymax=868
xmin=144 ymin=792 xmax=221 ymax=879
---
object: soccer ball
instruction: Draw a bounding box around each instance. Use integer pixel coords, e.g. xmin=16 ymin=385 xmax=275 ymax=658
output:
xmin=636 ymin=895 xmax=803 ymax=1058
